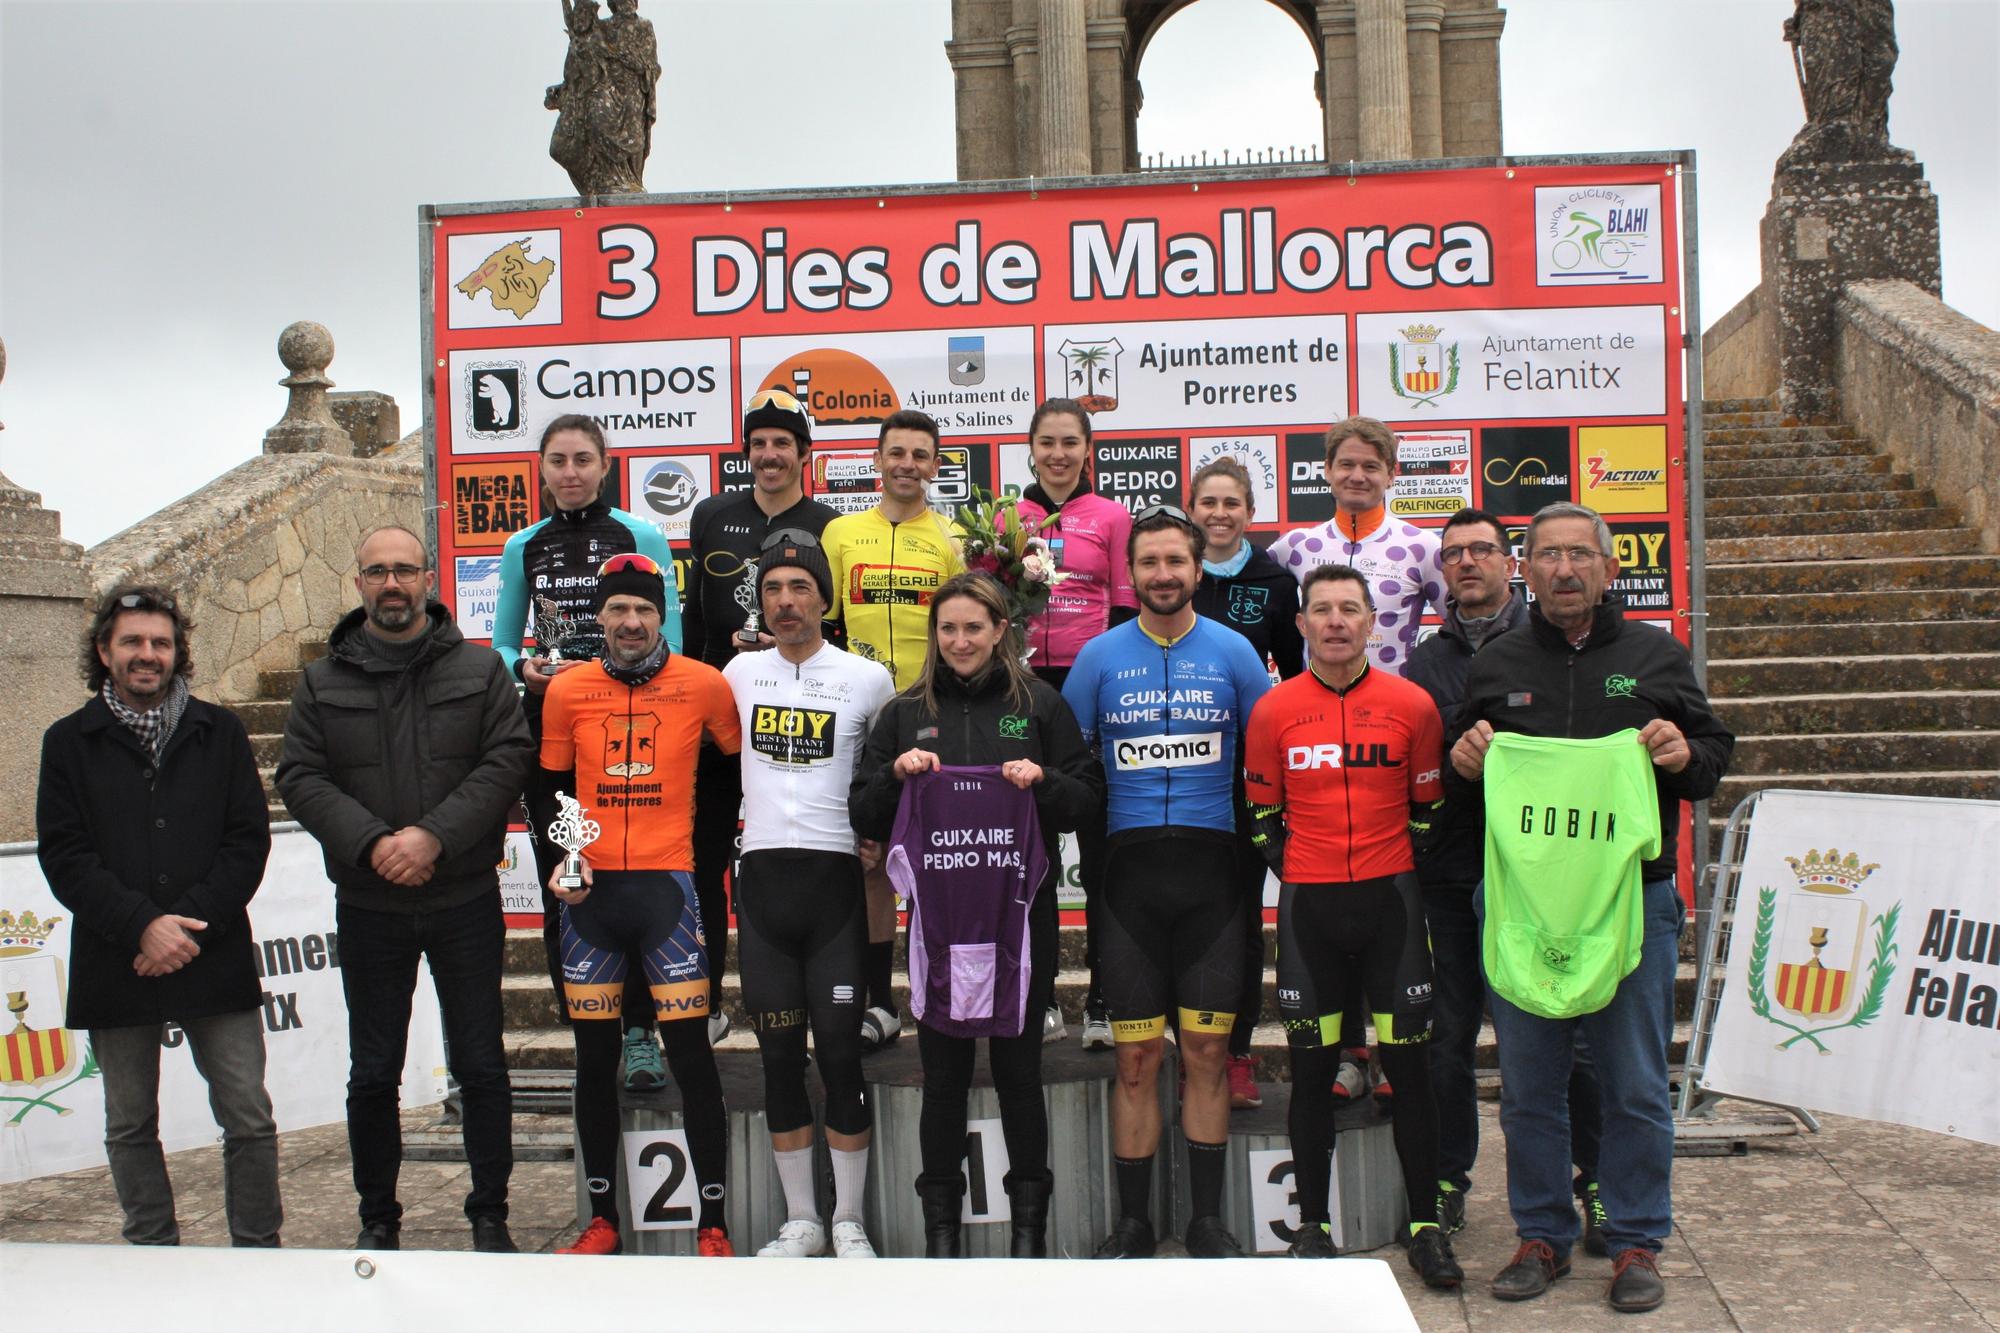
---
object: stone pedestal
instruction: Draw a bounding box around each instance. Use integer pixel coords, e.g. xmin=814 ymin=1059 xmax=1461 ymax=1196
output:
xmin=1761 ymin=156 xmax=1941 ymax=419
xmin=263 ymin=322 xmax=353 ymax=456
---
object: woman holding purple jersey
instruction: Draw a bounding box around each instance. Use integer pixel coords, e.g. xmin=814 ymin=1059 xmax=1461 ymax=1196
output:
xmin=851 ymin=573 xmax=1103 ymax=1258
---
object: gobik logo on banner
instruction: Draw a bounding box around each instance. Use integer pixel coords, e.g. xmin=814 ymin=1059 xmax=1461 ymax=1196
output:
xmin=1748 ymin=848 xmax=1900 ymax=1053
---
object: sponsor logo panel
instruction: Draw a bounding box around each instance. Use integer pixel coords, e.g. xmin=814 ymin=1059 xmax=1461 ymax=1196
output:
xmin=453 ymin=555 xmax=506 ymax=639
xmin=447 ymin=229 xmax=562 ymax=329
xmin=627 ymin=454 xmax=713 ymax=543
xmin=740 ymin=327 xmax=1036 ymax=442
xmin=1388 ymin=429 xmax=1472 ymax=518
xmin=1283 ymin=432 xmax=1336 ymax=525
xmin=1042 ymin=315 xmax=1347 ymax=431
xmin=1608 ymin=520 xmax=1673 ymax=612
xmin=450 ymin=460 xmax=535 ymax=548
xmin=1355 ymin=306 xmax=1665 ymax=421
xmin=1094 ymin=437 xmax=1185 ymax=513
xmin=1479 ymin=426 xmax=1573 ymax=516
xmin=1534 ymin=184 xmax=1664 ymax=287
xmin=1580 ymin=424 xmax=1669 ymax=514
xmin=1190 ymin=434 xmax=1281 ymax=522
xmin=447 ymin=339 xmax=731 ymax=454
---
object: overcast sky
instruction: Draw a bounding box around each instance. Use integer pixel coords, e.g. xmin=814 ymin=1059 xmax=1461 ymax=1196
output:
xmin=2 ymin=0 xmax=1994 ymax=546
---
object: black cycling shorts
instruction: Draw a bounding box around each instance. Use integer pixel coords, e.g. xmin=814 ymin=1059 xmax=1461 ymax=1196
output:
xmin=734 ymin=849 xmax=867 ymax=1033
xmin=1097 ymin=833 xmax=1244 ymax=1043
xmin=560 ymin=870 xmax=710 ymax=1023
xmin=1275 ymin=872 xmax=1433 ymax=1048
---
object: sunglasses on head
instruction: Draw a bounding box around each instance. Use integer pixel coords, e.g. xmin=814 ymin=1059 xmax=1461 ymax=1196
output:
xmin=1132 ymin=503 xmax=1196 ymax=529
xmin=760 ymin=527 xmax=821 ymax=554
xmin=746 ymin=388 xmax=804 ymax=413
xmin=597 ymin=553 xmax=665 ymax=577
xmin=115 ymin=592 xmax=177 ymax=613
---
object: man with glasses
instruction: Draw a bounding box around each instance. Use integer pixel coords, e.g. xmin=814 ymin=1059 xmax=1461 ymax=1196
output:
xmin=1447 ymin=502 xmax=1732 ymax=1313
xmin=682 ymin=389 xmax=839 ymax=1042
xmin=1062 ymin=504 xmax=1273 ymax=1258
xmin=38 ymin=584 xmax=280 ymax=1248
xmin=277 ymin=525 xmax=533 ymax=1253
xmin=821 ymin=408 xmax=965 ymax=1052
xmin=1407 ymin=508 xmax=1609 ymax=1250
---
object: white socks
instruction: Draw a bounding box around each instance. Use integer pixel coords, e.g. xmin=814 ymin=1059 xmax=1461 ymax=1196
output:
xmin=774 ymin=1146 xmax=818 ymax=1223
xmin=831 ymin=1145 xmax=870 ymax=1227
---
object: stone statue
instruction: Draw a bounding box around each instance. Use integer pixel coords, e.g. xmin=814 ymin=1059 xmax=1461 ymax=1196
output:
xmin=546 ymin=0 xmax=661 ymax=196
xmin=1780 ymin=0 xmax=1907 ymax=168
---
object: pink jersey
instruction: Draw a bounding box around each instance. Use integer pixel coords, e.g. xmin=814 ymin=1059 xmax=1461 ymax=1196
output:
xmin=1014 ymin=489 xmax=1136 ymax=668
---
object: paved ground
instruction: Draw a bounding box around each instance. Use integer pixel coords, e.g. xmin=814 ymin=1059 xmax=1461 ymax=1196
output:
xmin=4 ymin=1100 xmax=1995 ymax=1330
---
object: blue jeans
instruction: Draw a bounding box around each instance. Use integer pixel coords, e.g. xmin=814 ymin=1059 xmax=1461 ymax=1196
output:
xmin=1425 ymin=881 xmax=1604 ymax=1194
xmin=93 ymin=1010 xmax=282 ymax=1246
xmin=1480 ymin=877 xmax=1682 ymax=1257
xmin=339 ymin=892 xmax=512 ymax=1227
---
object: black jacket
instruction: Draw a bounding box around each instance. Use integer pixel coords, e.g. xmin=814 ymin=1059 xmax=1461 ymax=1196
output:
xmin=683 ymin=489 xmax=838 ymax=667
xmin=275 ymin=604 xmax=532 ymax=913
xmin=1192 ymin=545 xmax=1305 ymax=680
xmin=37 ymin=695 xmax=272 ymax=1029
xmin=850 ymin=668 xmax=1104 ymax=895
xmin=1405 ymin=593 xmax=1530 ymax=889
xmin=1454 ymin=597 xmax=1734 ymax=881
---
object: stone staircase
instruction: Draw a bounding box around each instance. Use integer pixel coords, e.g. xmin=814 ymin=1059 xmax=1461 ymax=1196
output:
xmin=1701 ymin=395 xmax=2000 ymax=819
xmin=235 ymin=638 xmax=326 ymax=822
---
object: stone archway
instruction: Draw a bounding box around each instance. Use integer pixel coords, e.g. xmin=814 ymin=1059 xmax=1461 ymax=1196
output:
xmin=945 ymin=0 xmax=1505 ymax=181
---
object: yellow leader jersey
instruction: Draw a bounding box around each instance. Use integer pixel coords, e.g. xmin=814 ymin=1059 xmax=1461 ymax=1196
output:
xmin=822 ymin=507 xmax=963 ymax=692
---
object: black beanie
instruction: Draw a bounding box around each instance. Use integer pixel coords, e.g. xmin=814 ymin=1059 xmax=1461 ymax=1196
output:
xmin=593 ymin=554 xmax=668 ymax=617
xmin=743 ymin=389 xmax=812 ymax=451
xmin=757 ymin=528 xmax=833 ymax=607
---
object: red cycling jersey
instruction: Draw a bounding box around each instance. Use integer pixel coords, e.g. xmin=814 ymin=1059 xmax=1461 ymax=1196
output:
xmin=1243 ymin=664 xmax=1445 ymax=883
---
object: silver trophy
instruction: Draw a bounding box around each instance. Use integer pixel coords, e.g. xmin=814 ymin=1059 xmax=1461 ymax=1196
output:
xmin=533 ymin=594 xmax=584 ymax=663
xmin=733 ymin=557 xmax=765 ymax=646
xmin=547 ymin=791 xmax=601 ymax=891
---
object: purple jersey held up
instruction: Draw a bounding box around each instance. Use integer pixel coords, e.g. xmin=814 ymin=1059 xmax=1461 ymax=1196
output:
xmin=884 ymin=765 xmax=1049 ymax=1040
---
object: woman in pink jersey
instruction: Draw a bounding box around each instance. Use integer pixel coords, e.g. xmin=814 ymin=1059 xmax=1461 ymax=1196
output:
xmin=1014 ymin=397 xmax=1136 ymax=1049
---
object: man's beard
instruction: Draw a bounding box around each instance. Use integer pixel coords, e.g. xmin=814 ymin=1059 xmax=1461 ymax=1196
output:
xmin=369 ymin=595 xmax=420 ymax=632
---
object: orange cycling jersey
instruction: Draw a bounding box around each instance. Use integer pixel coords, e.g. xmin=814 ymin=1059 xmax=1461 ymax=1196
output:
xmin=1243 ymin=664 xmax=1445 ymax=883
xmin=540 ymin=654 xmax=742 ymax=872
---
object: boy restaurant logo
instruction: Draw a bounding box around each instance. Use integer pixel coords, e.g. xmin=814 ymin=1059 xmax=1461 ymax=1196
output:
xmin=0 ymin=909 xmax=100 ymax=1124
xmin=1747 ymin=848 xmax=1899 ymax=1052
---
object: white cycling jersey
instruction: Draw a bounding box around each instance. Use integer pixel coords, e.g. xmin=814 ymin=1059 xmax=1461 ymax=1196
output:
xmin=722 ymin=642 xmax=897 ymax=856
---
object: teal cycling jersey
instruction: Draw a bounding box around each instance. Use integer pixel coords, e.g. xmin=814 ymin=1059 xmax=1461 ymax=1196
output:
xmin=1062 ymin=616 xmax=1272 ymax=837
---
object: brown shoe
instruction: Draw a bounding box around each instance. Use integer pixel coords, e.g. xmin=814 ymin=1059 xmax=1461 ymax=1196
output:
xmin=1608 ymin=1248 xmax=1665 ymax=1313
xmin=1491 ymin=1238 xmax=1571 ymax=1301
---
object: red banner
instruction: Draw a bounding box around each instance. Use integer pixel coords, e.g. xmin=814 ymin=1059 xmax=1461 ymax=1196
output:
xmin=427 ymin=160 xmax=1694 ymax=915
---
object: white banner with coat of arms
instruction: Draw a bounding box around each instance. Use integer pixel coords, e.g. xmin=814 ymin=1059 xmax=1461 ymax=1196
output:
xmin=1702 ymin=791 xmax=2000 ymax=1145
xmin=0 ymin=828 xmax=448 ymax=1184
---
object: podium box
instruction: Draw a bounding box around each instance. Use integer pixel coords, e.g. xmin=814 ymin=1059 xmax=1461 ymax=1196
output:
xmin=1167 ymin=1096 xmax=1410 ymax=1255
xmin=862 ymin=1036 xmax=1177 ymax=1258
xmin=574 ymin=1050 xmax=826 ymax=1255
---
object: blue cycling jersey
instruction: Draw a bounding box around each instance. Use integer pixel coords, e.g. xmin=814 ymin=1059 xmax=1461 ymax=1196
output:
xmin=1062 ymin=616 xmax=1272 ymax=837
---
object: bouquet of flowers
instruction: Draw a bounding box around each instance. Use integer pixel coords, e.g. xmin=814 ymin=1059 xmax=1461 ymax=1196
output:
xmin=951 ymin=488 xmax=1068 ymax=633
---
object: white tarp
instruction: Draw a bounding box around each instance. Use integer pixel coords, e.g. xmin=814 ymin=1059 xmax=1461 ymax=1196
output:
xmin=1702 ymin=790 xmax=2000 ymax=1145
xmin=0 ymin=827 xmax=449 ymax=1183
